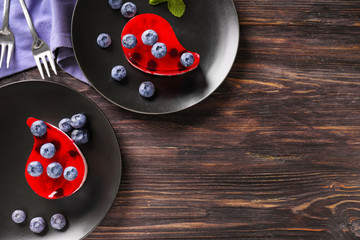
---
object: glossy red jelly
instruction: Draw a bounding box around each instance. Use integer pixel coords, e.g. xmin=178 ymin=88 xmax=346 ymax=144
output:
xmin=25 ymin=117 xmax=87 ymax=199
xmin=121 ymin=13 xmax=200 ymax=76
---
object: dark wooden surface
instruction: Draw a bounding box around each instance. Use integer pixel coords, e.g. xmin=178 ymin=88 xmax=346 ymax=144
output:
xmin=2 ymin=0 xmax=360 ymax=239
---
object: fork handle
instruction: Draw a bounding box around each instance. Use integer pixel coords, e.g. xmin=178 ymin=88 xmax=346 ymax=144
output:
xmin=18 ymin=0 xmax=40 ymax=41
xmin=1 ymin=0 xmax=10 ymax=29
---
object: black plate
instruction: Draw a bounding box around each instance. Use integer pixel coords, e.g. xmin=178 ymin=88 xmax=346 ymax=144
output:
xmin=0 ymin=80 xmax=121 ymax=240
xmin=72 ymin=0 xmax=239 ymax=114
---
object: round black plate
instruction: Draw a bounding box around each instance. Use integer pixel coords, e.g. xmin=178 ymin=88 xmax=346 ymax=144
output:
xmin=0 ymin=80 xmax=121 ymax=240
xmin=72 ymin=0 xmax=239 ymax=114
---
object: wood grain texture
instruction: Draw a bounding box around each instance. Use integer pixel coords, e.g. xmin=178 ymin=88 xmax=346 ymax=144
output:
xmin=1 ymin=0 xmax=360 ymax=239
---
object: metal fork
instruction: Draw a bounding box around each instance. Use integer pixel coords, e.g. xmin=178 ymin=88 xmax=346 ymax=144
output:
xmin=0 ymin=0 xmax=15 ymax=69
xmin=19 ymin=0 xmax=57 ymax=79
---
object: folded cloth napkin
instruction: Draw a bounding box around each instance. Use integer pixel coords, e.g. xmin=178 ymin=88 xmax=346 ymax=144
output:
xmin=0 ymin=0 xmax=88 ymax=83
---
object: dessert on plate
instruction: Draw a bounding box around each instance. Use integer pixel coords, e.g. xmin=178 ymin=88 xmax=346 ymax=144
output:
xmin=121 ymin=13 xmax=200 ymax=76
xmin=25 ymin=117 xmax=88 ymax=199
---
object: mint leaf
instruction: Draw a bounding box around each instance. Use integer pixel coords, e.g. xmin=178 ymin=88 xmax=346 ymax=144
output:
xmin=167 ymin=0 xmax=186 ymax=18
xmin=149 ymin=0 xmax=186 ymax=18
xmin=149 ymin=0 xmax=167 ymax=5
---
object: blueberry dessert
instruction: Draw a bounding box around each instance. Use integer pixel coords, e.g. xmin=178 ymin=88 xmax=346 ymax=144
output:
xmin=111 ymin=65 xmax=127 ymax=81
xmin=141 ymin=29 xmax=158 ymax=46
xmin=50 ymin=213 xmax=67 ymax=230
xmin=64 ymin=166 xmax=78 ymax=181
xmin=108 ymin=0 xmax=122 ymax=10
xmin=97 ymin=33 xmax=111 ymax=48
xmin=30 ymin=120 xmax=47 ymax=137
xmin=71 ymin=129 xmax=90 ymax=145
xmin=70 ymin=113 xmax=87 ymax=129
xmin=151 ymin=42 xmax=167 ymax=59
xmin=27 ymin=161 xmax=43 ymax=177
xmin=121 ymin=2 xmax=137 ymax=18
xmin=47 ymin=162 xmax=63 ymax=179
xmin=12 ymin=210 xmax=26 ymax=224
xmin=122 ymin=34 xmax=137 ymax=49
xmin=139 ymin=81 xmax=155 ymax=98
xmin=26 ymin=117 xmax=88 ymax=199
xmin=40 ymin=143 xmax=56 ymax=159
xmin=121 ymin=14 xmax=200 ymax=76
xmin=180 ymin=52 xmax=195 ymax=67
xmin=58 ymin=118 xmax=73 ymax=133
xmin=29 ymin=217 xmax=46 ymax=233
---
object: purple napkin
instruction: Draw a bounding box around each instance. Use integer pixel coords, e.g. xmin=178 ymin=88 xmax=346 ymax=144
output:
xmin=0 ymin=0 xmax=87 ymax=83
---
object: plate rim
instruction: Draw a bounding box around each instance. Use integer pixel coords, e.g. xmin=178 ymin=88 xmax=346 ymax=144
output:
xmin=0 ymin=79 xmax=122 ymax=240
xmin=71 ymin=0 xmax=240 ymax=115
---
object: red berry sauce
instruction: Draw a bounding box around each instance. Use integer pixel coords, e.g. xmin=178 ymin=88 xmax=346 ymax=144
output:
xmin=25 ymin=117 xmax=87 ymax=199
xmin=121 ymin=13 xmax=200 ymax=76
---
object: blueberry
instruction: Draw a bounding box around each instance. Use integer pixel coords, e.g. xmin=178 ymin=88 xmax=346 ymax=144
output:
xmin=139 ymin=81 xmax=155 ymax=98
xmin=71 ymin=129 xmax=90 ymax=145
xmin=47 ymin=162 xmax=63 ymax=179
xmin=58 ymin=118 xmax=73 ymax=133
xmin=40 ymin=143 xmax=56 ymax=159
xmin=70 ymin=113 xmax=87 ymax=129
xmin=141 ymin=29 xmax=158 ymax=46
xmin=64 ymin=166 xmax=78 ymax=181
xmin=121 ymin=2 xmax=137 ymax=18
xmin=50 ymin=213 xmax=66 ymax=230
xmin=97 ymin=33 xmax=111 ymax=48
xmin=180 ymin=52 xmax=195 ymax=67
xmin=111 ymin=65 xmax=127 ymax=81
xmin=108 ymin=0 xmax=122 ymax=9
xmin=30 ymin=217 xmax=46 ymax=233
xmin=12 ymin=210 xmax=26 ymax=224
xmin=30 ymin=120 xmax=47 ymax=137
xmin=151 ymin=42 xmax=167 ymax=59
xmin=27 ymin=161 xmax=43 ymax=177
xmin=122 ymin=34 xmax=137 ymax=49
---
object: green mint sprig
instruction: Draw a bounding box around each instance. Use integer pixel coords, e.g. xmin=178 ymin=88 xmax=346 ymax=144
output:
xmin=149 ymin=0 xmax=186 ymax=18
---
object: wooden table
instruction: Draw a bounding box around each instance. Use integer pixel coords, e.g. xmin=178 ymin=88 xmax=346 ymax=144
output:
xmin=2 ymin=0 xmax=360 ymax=239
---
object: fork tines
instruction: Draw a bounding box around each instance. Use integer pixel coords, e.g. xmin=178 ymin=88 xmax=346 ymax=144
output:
xmin=0 ymin=41 xmax=14 ymax=69
xmin=34 ymin=51 xmax=57 ymax=79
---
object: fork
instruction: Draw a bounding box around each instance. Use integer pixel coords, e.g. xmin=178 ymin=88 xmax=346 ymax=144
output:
xmin=0 ymin=0 xmax=15 ymax=69
xmin=19 ymin=0 xmax=57 ymax=79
